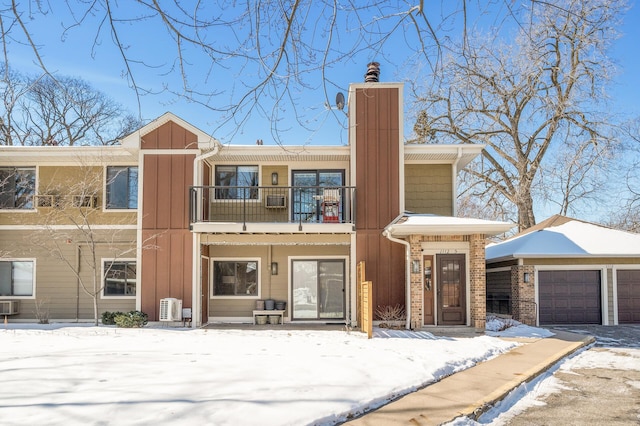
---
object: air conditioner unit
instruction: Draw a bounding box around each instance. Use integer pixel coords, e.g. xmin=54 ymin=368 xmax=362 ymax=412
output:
xmin=72 ymin=195 xmax=98 ymax=208
xmin=159 ymin=298 xmax=182 ymax=321
xmin=0 ymin=300 xmax=19 ymax=315
xmin=265 ymin=195 xmax=287 ymax=208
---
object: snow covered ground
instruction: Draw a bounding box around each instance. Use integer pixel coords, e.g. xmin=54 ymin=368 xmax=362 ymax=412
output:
xmin=0 ymin=322 xmax=521 ymax=426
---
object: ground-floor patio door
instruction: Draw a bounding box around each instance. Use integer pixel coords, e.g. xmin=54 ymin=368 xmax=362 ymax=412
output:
xmin=437 ymin=254 xmax=466 ymax=325
xmin=292 ymin=259 xmax=345 ymax=320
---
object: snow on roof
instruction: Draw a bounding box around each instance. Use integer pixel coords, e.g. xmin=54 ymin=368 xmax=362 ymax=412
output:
xmin=486 ymin=218 xmax=640 ymax=261
xmin=384 ymin=214 xmax=514 ymax=237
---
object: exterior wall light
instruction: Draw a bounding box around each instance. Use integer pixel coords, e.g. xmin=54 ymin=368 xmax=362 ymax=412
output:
xmin=271 ymin=172 xmax=278 ymax=186
xmin=271 ymin=262 xmax=278 ymax=275
xmin=523 ymin=272 xmax=531 ymax=283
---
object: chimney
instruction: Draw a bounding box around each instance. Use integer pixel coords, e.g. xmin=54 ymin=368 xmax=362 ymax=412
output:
xmin=364 ymin=62 xmax=380 ymax=83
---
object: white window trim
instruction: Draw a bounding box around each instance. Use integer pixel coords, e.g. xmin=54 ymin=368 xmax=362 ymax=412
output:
xmin=0 ymin=258 xmax=36 ymax=299
xmin=103 ymin=165 xmax=139 ymax=212
xmin=210 ymin=257 xmax=261 ymax=299
xmin=101 ymin=258 xmax=137 ymax=299
xmin=0 ymin=166 xmax=37 ymax=212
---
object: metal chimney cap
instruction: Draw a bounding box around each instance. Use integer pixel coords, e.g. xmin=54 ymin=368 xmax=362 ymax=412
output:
xmin=365 ymin=62 xmax=380 ymax=83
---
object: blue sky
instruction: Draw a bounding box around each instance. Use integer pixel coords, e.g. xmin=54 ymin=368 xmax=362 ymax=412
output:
xmin=4 ymin=1 xmax=639 ymax=148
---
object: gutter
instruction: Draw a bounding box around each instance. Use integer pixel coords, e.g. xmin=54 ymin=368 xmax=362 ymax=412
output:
xmin=383 ymin=216 xmax=412 ymax=330
xmin=191 ymin=143 xmax=221 ymax=329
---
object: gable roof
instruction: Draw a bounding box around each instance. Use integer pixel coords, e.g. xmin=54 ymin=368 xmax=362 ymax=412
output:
xmin=119 ymin=112 xmax=219 ymax=149
xmin=486 ymin=215 xmax=640 ymax=262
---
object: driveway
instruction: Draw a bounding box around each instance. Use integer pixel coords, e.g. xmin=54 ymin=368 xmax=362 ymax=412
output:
xmin=550 ymin=324 xmax=640 ymax=348
xmin=500 ymin=325 xmax=640 ymax=425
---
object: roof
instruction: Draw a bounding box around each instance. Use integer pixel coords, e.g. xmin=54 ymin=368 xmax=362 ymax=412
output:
xmin=383 ymin=213 xmax=514 ymax=237
xmin=486 ymin=215 xmax=640 ymax=261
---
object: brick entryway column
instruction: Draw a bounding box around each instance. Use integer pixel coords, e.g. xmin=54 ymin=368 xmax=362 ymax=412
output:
xmin=469 ymin=234 xmax=486 ymax=330
xmin=409 ymin=235 xmax=423 ymax=329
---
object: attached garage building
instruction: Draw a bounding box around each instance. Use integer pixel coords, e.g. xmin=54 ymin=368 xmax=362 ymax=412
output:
xmin=486 ymin=215 xmax=640 ymax=326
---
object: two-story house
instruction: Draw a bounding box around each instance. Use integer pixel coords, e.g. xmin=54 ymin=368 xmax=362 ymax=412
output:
xmin=0 ymin=80 xmax=513 ymax=330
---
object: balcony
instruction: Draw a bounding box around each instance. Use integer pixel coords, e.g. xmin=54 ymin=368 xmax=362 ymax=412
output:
xmin=189 ymin=185 xmax=356 ymax=233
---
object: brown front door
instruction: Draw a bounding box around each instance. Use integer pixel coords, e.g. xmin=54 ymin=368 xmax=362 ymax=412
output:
xmin=423 ymin=255 xmax=435 ymax=325
xmin=437 ymin=254 xmax=466 ymax=325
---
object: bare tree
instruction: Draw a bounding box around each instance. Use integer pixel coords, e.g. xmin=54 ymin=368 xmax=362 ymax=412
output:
xmin=28 ymin=161 xmax=154 ymax=325
xmin=0 ymin=67 xmax=140 ymax=146
xmin=411 ymin=0 xmax=627 ymax=231
xmin=0 ymin=1 xmax=518 ymax=142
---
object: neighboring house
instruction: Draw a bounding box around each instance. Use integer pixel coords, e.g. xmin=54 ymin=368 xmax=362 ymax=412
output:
xmin=1 ymin=79 xmax=513 ymax=329
xmin=486 ymin=215 xmax=640 ymax=326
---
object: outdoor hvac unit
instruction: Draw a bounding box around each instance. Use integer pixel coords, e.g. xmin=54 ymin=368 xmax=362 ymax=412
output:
xmin=0 ymin=300 xmax=19 ymax=316
xmin=159 ymin=298 xmax=182 ymax=321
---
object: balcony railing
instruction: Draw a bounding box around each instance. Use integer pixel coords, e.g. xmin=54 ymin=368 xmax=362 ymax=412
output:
xmin=189 ymin=185 xmax=356 ymax=230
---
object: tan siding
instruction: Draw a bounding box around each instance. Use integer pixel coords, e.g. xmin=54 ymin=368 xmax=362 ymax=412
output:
xmin=207 ymin=244 xmax=349 ymax=318
xmin=1 ymin=165 xmax=136 ymax=226
xmin=0 ymin=229 xmax=136 ymax=321
xmin=404 ymin=164 xmax=453 ymax=215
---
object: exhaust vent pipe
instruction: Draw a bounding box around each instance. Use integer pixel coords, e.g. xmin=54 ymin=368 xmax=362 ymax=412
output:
xmin=364 ymin=62 xmax=380 ymax=83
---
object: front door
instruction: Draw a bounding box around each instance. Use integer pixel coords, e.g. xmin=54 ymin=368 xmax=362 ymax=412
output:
xmin=292 ymin=259 xmax=345 ymax=320
xmin=437 ymin=254 xmax=466 ymax=325
xmin=423 ymin=255 xmax=435 ymax=325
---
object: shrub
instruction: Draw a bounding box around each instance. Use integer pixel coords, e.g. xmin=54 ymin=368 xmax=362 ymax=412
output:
xmin=114 ymin=310 xmax=148 ymax=328
xmin=375 ymin=304 xmax=406 ymax=329
xmin=101 ymin=311 xmax=124 ymax=325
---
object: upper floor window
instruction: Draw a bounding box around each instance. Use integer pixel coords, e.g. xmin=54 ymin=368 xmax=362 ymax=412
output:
xmin=0 ymin=260 xmax=34 ymax=297
xmin=103 ymin=260 xmax=136 ymax=297
xmin=106 ymin=166 xmax=138 ymax=209
xmin=215 ymin=165 xmax=259 ymax=199
xmin=0 ymin=167 xmax=35 ymax=210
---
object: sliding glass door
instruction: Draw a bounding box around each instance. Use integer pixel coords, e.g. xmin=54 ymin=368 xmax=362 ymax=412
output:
xmin=292 ymin=259 xmax=345 ymax=320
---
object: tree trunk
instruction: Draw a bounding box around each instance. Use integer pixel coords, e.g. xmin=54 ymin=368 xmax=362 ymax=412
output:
xmin=517 ymin=192 xmax=536 ymax=232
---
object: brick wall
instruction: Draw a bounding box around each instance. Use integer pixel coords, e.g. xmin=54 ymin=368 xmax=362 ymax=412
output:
xmin=511 ymin=265 xmax=536 ymax=325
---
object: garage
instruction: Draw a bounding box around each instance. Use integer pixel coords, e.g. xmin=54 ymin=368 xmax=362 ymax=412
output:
xmin=617 ymin=269 xmax=640 ymax=324
xmin=538 ymin=270 xmax=601 ymax=325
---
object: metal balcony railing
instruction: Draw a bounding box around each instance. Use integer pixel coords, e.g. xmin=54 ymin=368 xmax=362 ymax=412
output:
xmin=189 ymin=185 xmax=356 ymax=229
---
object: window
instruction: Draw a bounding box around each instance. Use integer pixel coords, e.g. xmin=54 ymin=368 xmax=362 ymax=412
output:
xmin=215 ymin=165 xmax=259 ymax=199
xmin=0 ymin=260 xmax=34 ymax=297
xmin=292 ymin=170 xmax=344 ymax=223
xmin=106 ymin=166 xmax=138 ymax=209
xmin=103 ymin=260 xmax=136 ymax=297
xmin=292 ymin=259 xmax=345 ymax=320
xmin=0 ymin=167 xmax=36 ymax=210
xmin=212 ymin=260 xmax=258 ymax=297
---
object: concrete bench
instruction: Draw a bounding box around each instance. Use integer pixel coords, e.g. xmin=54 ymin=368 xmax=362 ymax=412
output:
xmin=252 ymin=310 xmax=285 ymax=325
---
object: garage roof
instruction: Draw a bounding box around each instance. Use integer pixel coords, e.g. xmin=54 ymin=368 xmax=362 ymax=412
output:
xmin=383 ymin=213 xmax=514 ymax=237
xmin=486 ymin=215 xmax=640 ymax=261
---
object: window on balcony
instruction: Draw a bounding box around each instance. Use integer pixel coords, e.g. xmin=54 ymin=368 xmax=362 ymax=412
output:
xmin=0 ymin=260 xmax=34 ymax=297
xmin=106 ymin=166 xmax=138 ymax=209
xmin=292 ymin=170 xmax=344 ymax=223
xmin=212 ymin=260 xmax=259 ymax=297
xmin=103 ymin=259 xmax=136 ymax=297
xmin=0 ymin=167 xmax=36 ymax=210
xmin=215 ymin=165 xmax=259 ymax=200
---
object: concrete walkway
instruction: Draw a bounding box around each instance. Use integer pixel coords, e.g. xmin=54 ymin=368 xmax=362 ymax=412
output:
xmin=343 ymin=330 xmax=595 ymax=426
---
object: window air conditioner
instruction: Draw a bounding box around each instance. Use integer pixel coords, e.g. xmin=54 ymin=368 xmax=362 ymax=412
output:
xmin=73 ymin=195 xmax=98 ymax=208
xmin=159 ymin=298 xmax=182 ymax=321
xmin=0 ymin=300 xmax=19 ymax=315
xmin=265 ymin=195 xmax=287 ymax=208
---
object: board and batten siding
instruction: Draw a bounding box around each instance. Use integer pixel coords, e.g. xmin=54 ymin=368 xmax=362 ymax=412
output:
xmin=353 ymin=85 xmax=406 ymax=312
xmin=140 ymin=121 xmax=197 ymax=320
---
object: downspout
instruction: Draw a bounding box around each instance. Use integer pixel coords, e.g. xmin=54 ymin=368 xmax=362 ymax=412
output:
xmin=382 ymin=229 xmax=412 ymax=330
xmin=452 ymin=147 xmax=462 ymax=216
xmin=191 ymin=143 xmax=220 ymax=328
